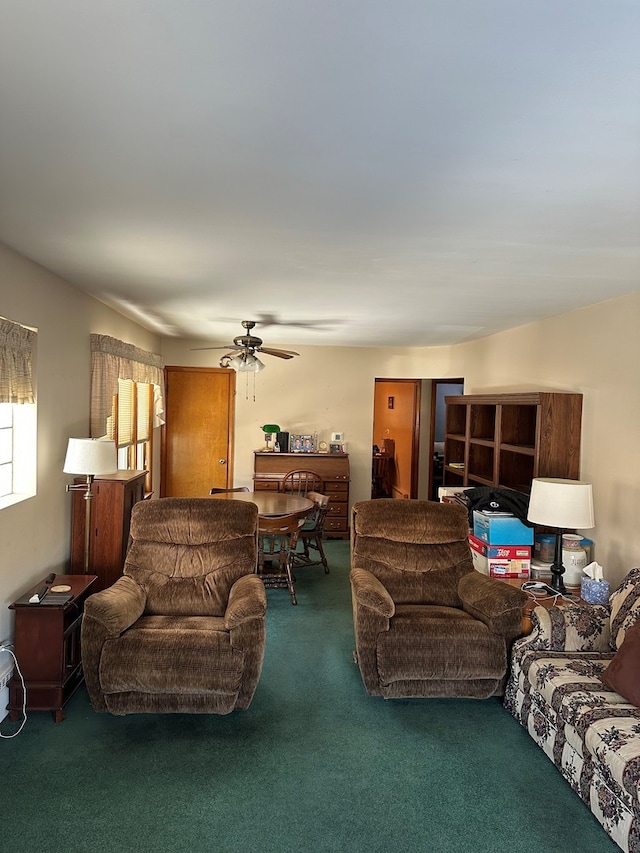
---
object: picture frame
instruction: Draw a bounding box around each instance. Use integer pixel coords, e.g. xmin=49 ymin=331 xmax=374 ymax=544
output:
xmin=290 ymin=434 xmax=315 ymax=453
xmin=329 ymin=442 xmax=344 ymax=454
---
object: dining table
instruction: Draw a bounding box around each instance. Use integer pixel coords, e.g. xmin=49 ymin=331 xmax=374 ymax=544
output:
xmin=207 ymin=490 xmax=313 ymax=519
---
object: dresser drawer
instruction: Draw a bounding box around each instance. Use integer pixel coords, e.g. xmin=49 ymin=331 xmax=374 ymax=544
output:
xmin=325 ymin=517 xmax=348 ymax=533
xmin=253 ymin=480 xmax=279 ymax=491
xmin=324 ymin=481 xmax=348 ymax=494
xmin=328 ymin=501 xmax=346 ymax=517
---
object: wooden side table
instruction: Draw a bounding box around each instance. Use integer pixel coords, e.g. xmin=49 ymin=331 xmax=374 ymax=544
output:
xmin=499 ymin=577 xmax=584 ymax=635
xmin=7 ymin=574 xmax=98 ymax=722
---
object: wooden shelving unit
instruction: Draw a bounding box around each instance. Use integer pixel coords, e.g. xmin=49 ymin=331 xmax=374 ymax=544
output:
xmin=443 ymin=392 xmax=583 ymax=493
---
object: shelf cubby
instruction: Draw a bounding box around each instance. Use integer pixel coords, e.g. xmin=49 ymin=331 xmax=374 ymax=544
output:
xmin=469 ymin=405 xmax=496 ymax=441
xmin=468 ymin=443 xmax=495 ymax=482
xmin=501 ymin=404 xmax=536 ymax=448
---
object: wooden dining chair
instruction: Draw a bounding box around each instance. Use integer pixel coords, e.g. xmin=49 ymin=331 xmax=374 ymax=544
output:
xmin=257 ymin=513 xmax=306 ymax=605
xmin=292 ymin=491 xmax=330 ymax=574
xmin=279 ymin=469 xmax=323 ymax=495
xmin=209 ymin=486 xmax=250 ymax=494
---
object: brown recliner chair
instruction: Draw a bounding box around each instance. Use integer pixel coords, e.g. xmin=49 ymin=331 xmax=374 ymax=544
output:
xmin=81 ymin=498 xmax=266 ymax=715
xmin=350 ymin=499 xmax=526 ymax=699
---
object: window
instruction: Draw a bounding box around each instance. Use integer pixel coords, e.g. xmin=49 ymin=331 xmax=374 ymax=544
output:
xmin=107 ymin=379 xmax=154 ymax=492
xmin=0 ymin=402 xmax=37 ymax=507
xmin=0 ymin=317 xmax=37 ymax=509
xmin=0 ymin=404 xmax=13 ymax=498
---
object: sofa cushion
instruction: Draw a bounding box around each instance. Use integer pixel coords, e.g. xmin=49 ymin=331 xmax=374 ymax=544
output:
xmin=100 ymin=615 xmax=242 ymax=695
xmin=517 ymin=649 xmax=640 ymax=808
xmin=377 ymin=605 xmax=506 ymax=683
xmin=601 ymin=620 xmax=640 ymax=706
xmin=609 ymin=566 xmax=640 ymax=651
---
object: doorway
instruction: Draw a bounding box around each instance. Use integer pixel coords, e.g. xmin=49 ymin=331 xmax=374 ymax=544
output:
xmin=428 ymin=379 xmax=464 ymax=500
xmin=161 ymin=366 xmax=236 ymax=497
xmin=372 ymin=377 xmax=465 ymax=502
xmin=372 ymin=379 xmax=421 ymax=499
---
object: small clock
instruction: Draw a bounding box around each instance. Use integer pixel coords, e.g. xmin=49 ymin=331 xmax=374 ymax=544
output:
xmin=318 ymin=440 xmax=328 ymax=453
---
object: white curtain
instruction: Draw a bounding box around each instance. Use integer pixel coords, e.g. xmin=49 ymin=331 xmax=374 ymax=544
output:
xmin=90 ymin=334 xmax=164 ymax=438
xmin=0 ymin=317 xmax=36 ymax=404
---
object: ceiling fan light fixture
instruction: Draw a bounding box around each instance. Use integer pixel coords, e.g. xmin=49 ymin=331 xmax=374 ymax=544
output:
xmin=230 ymin=352 xmax=265 ymax=373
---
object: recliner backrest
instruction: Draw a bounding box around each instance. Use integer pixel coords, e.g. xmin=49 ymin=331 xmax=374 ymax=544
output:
xmin=351 ymin=500 xmax=473 ymax=607
xmin=124 ymin=498 xmax=258 ymax=617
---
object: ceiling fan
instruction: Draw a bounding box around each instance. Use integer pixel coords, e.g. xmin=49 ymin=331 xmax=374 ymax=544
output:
xmin=191 ymin=320 xmax=300 ymax=371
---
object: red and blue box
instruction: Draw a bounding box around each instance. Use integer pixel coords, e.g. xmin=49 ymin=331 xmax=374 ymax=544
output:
xmin=468 ymin=534 xmax=531 ymax=579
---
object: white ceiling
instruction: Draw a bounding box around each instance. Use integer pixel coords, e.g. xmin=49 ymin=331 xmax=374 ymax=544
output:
xmin=0 ymin=1 xmax=638 ymax=349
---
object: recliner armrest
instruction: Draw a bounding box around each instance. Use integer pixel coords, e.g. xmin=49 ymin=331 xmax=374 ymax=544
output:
xmin=83 ymin=576 xmax=146 ymax=637
xmin=350 ymin=568 xmax=395 ymax=617
xmin=225 ymin=574 xmax=267 ymax=629
xmin=458 ymin=572 xmax=526 ymax=639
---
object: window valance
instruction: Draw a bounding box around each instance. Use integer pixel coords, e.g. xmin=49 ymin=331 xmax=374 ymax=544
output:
xmin=90 ymin=334 xmax=165 ymax=438
xmin=0 ymin=316 xmax=36 ymax=404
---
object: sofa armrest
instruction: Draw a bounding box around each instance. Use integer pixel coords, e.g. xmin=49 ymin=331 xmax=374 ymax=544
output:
xmin=350 ymin=568 xmax=395 ymax=618
xmin=83 ymin=576 xmax=146 ymax=637
xmin=81 ymin=576 xmax=146 ymax=712
xmin=458 ymin=572 xmax=526 ymax=640
xmin=225 ymin=574 xmax=267 ymax=630
xmin=518 ymin=602 xmax=611 ymax=652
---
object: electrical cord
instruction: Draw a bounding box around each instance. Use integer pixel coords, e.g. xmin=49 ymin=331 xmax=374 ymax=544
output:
xmin=521 ymin=580 xmax=579 ymax=604
xmin=0 ymin=647 xmax=27 ymax=737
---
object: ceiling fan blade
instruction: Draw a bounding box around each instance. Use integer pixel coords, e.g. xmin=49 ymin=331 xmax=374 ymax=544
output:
xmin=189 ymin=345 xmax=243 ymax=352
xmin=259 ymin=347 xmax=300 ymax=359
xmin=259 ymin=346 xmax=300 ymax=356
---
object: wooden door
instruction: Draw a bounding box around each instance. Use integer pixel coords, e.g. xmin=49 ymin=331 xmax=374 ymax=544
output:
xmin=161 ymin=366 xmax=235 ymax=497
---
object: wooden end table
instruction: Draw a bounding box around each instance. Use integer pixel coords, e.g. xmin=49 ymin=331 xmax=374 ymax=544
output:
xmin=499 ymin=577 xmax=584 ymax=636
xmin=7 ymin=574 xmax=98 ymax=722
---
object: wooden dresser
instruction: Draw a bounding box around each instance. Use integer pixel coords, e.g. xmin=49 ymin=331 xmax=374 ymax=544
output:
xmin=70 ymin=470 xmax=147 ymax=590
xmin=253 ymin=452 xmax=350 ymax=539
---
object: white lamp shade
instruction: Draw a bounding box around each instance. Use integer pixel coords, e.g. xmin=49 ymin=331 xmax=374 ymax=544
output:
xmin=527 ymin=478 xmax=595 ymax=529
xmin=63 ymin=438 xmax=117 ymax=476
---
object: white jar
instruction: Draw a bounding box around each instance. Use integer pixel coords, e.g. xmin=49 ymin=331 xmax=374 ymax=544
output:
xmin=562 ymin=534 xmax=588 ymax=585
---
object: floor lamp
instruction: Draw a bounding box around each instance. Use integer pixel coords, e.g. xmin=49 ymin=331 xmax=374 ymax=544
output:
xmin=64 ymin=438 xmax=117 ymax=574
xmin=527 ymin=477 xmax=595 ymax=593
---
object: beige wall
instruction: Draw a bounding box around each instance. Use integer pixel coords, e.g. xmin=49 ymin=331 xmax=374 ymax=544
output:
xmin=0 ymin=242 xmax=160 ymax=643
xmin=165 ymin=291 xmax=640 ymax=588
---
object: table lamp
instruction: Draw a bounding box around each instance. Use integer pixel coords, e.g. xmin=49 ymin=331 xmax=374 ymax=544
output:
xmin=260 ymin=424 xmax=281 ymax=452
xmin=527 ymin=478 xmax=595 ymax=593
xmin=64 ymin=438 xmax=117 ymax=573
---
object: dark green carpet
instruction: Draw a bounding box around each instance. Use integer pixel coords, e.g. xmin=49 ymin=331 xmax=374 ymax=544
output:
xmin=3 ymin=542 xmax=617 ymax=852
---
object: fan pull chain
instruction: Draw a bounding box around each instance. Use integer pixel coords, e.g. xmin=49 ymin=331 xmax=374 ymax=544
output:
xmin=242 ymin=370 xmax=257 ymax=402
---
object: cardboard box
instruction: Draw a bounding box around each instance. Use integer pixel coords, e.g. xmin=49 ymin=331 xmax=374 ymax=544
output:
xmin=438 ymin=486 xmax=468 ymax=503
xmin=468 ymin=534 xmax=531 ymax=579
xmin=472 ymin=510 xmax=534 ymax=546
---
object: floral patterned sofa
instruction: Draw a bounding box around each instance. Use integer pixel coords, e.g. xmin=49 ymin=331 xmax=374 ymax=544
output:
xmin=504 ymin=568 xmax=640 ymax=853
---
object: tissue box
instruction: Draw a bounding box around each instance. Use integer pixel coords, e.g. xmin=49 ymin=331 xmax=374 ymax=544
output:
xmin=472 ymin=511 xmax=534 ymax=546
xmin=580 ymin=578 xmax=610 ymax=605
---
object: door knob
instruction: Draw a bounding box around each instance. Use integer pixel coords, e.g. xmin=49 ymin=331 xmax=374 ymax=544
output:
xmin=219 ymin=459 xmax=226 ymax=465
